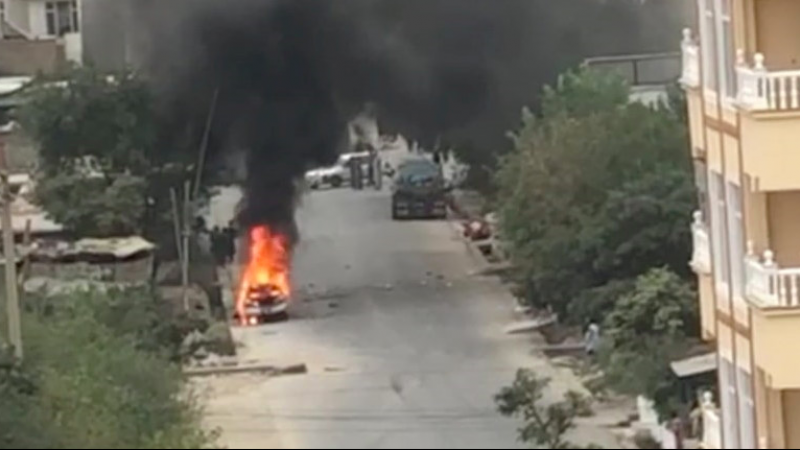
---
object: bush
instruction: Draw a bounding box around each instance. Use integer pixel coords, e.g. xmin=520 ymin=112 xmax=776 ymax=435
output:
xmin=1 ymin=288 xmax=216 ymax=449
xmin=598 ymin=268 xmax=699 ymax=420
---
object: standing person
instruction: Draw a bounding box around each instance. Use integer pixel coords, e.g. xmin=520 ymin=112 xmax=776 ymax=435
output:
xmin=584 ymin=322 xmax=601 ymax=356
xmin=210 ymin=226 xmax=225 ymax=267
xmin=223 ymin=225 xmax=236 ymax=264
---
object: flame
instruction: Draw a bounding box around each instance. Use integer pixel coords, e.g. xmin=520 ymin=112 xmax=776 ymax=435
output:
xmin=236 ymin=225 xmax=292 ymax=325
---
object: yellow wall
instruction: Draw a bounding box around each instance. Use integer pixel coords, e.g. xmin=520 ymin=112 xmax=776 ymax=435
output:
xmin=752 ymin=310 xmax=800 ymax=388
xmin=707 ymin=127 xmax=723 ymax=174
xmin=718 ymin=322 xmax=734 ymax=360
xmin=724 ymin=135 xmax=741 ymax=185
xmin=699 ymin=274 xmax=716 ymax=339
xmin=740 ymin=113 xmax=800 ymax=191
xmin=755 ymin=0 xmax=800 ymax=70
xmin=767 ymin=191 xmax=800 ymax=267
xmin=742 ymin=0 xmax=757 ymax=56
xmin=735 ymin=331 xmax=752 ymax=371
xmin=744 ymin=179 xmax=770 ymax=254
xmin=768 ymin=387 xmax=786 ymax=448
xmin=782 ymin=390 xmax=800 ymax=447
xmin=687 ymin=91 xmax=705 ymax=155
xmin=756 ymin=369 xmax=769 ymax=448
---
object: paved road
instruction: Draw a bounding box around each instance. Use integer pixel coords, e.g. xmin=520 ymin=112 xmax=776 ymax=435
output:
xmin=201 ymin=187 xmax=619 ymax=449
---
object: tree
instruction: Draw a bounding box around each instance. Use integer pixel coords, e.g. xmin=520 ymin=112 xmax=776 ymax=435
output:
xmin=496 ymin=369 xmax=598 ymax=449
xmin=18 ymin=65 xmax=202 ymax=242
xmin=34 ymin=172 xmax=146 ymax=237
xmin=494 ymin=68 xmax=695 ymax=318
xmin=599 ymin=268 xmax=700 ymax=420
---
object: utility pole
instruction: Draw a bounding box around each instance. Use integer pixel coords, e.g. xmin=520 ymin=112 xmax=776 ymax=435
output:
xmin=181 ymin=180 xmax=191 ymax=312
xmin=180 ymin=89 xmax=219 ymax=312
xmin=0 ymin=142 xmax=22 ymax=360
xmin=192 ymin=89 xmax=220 ymax=202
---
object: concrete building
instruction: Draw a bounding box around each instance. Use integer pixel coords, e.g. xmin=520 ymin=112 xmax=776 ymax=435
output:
xmin=681 ymin=0 xmax=800 ymax=448
xmin=0 ymin=0 xmax=82 ymax=74
xmin=79 ymin=0 xmax=140 ymax=71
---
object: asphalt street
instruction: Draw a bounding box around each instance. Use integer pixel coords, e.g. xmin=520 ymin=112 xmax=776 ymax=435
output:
xmin=201 ymin=186 xmax=618 ymax=449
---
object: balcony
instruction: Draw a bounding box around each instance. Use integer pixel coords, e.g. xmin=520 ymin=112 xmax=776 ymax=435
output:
xmin=736 ymin=52 xmax=800 ymax=191
xmin=744 ymin=245 xmax=800 ymax=308
xmin=701 ymin=392 xmax=722 ymax=449
xmin=737 ymin=52 xmax=800 ymax=112
xmin=680 ymin=29 xmax=700 ymax=89
xmin=691 ymin=211 xmax=711 ymax=274
xmin=744 ymin=244 xmax=800 ymax=388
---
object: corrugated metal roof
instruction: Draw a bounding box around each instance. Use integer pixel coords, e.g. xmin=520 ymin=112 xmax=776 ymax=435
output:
xmin=31 ymin=236 xmax=155 ymax=260
xmin=670 ymin=352 xmax=717 ymax=378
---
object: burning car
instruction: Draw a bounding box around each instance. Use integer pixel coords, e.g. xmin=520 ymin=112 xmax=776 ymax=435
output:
xmin=235 ymin=283 xmax=289 ymax=325
xmin=235 ymin=225 xmax=292 ymax=326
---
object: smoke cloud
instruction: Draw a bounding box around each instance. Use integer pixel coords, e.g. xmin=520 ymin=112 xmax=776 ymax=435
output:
xmin=128 ymin=0 xmax=687 ymax=235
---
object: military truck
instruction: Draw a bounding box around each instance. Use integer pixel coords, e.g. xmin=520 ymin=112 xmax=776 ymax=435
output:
xmin=391 ymin=158 xmax=449 ymax=220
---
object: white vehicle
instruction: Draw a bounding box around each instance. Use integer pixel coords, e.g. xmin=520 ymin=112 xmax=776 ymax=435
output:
xmin=305 ymin=152 xmax=371 ymax=189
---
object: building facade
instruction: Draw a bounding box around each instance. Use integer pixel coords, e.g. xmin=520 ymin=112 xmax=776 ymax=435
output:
xmin=681 ymin=0 xmax=800 ymax=448
xmin=0 ymin=0 xmax=82 ymax=74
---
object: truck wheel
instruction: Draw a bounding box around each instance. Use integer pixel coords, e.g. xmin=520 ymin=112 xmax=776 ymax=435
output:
xmin=330 ymin=175 xmax=343 ymax=188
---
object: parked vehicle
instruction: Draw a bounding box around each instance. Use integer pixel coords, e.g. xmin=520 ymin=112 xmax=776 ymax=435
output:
xmin=305 ymin=152 xmax=371 ymax=189
xmin=391 ymin=158 xmax=449 ymax=220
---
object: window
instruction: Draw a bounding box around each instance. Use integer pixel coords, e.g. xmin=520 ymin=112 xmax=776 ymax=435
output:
xmin=700 ymin=0 xmax=717 ymax=91
xmin=719 ymin=358 xmax=740 ymax=449
xmin=45 ymin=1 xmax=79 ymax=36
xmin=727 ymin=183 xmax=745 ymax=301
xmin=710 ymin=173 xmax=729 ymax=289
xmin=717 ymin=0 xmax=736 ymax=98
xmin=737 ymin=368 xmax=756 ymax=449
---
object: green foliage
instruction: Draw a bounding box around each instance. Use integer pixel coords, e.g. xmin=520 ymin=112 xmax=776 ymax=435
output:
xmin=495 ymin=68 xmax=695 ymax=318
xmin=604 ymin=268 xmax=699 ymax=349
xmin=0 ymin=288 xmax=216 ymax=449
xmin=18 ymin=66 xmax=156 ymax=175
xmin=18 ymin=65 xmax=205 ymax=242
xmin=34 ymin=172 xmax=146 ymax=236
xmin=599 ymin=336 xmax=690 ymax=422
xmin=496 ymin=369 xmax=598 ymax=449
xmin=494 ymin=68 xmax=701 ymax=427
xmin=597 ymin=269 xmax=699 ymax=420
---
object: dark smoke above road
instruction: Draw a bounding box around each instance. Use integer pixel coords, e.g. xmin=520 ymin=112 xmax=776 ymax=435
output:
xmin=132 ymin=0 xmax=686 ymax=233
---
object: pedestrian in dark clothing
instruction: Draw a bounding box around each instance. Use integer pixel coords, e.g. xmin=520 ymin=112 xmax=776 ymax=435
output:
xmin=223 ymin=226 xmax=236 ymax=264
xmin=211 ymin=226 xmax=225 ymax=267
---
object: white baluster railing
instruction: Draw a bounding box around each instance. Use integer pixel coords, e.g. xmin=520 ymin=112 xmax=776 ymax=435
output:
xmin=680 ymin=29 xmax=700 ymax=88
xmin=701 ymin=392 xmax=722 ymax=449
xmin=744 ymin=243 xmax=800 ymax=307
xmin=737 ymin=52 xmax=800 ymax=111
xmin=691 ymin=211 xmax=711 ymax=274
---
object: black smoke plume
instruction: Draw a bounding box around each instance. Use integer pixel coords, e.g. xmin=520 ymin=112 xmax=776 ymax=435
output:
xmin=129 ymin=0 xmax=687 ymax=236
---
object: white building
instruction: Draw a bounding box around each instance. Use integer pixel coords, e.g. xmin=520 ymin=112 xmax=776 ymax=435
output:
xmin=0 ymin=0 xmax=82 ymax=71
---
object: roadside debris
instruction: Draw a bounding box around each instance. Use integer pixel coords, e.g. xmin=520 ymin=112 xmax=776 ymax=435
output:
xmin=185 ymin=360 xmax=308 ymax=378
xmin=504 ymin=315 xmax=558 ymax=335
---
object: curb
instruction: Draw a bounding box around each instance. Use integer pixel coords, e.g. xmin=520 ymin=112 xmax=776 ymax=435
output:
xmin=185 ymin=362 xmax=308 ymax=378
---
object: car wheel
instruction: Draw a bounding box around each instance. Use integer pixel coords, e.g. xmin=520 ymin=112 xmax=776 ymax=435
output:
xmin=309 ymin=182 xmax=320 ymax=190
xmin=330 ymin=175 xmax=343 ymax=188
